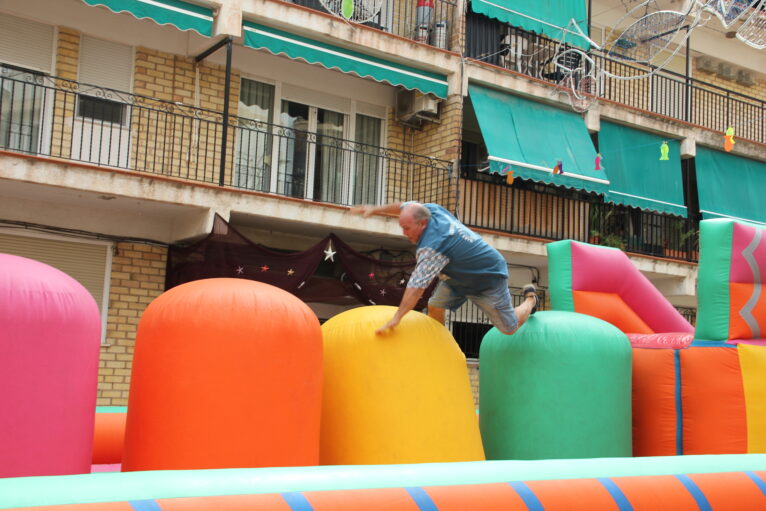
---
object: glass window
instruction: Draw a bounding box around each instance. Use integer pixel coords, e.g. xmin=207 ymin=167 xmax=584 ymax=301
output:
xmin=77 ymin=96 xmax=125 ymax=124
xmin=234 ymin=78 xmax=275 ymax=191
xmin=0 ymin=65 xmax=44 ymax=153
xmin=314 ymin=108 xmax=346 ymax=203
xmin=278 ymin=100 xmax=310 ymax=198
xmin=353 ymin=114 xmax=382 ymax=205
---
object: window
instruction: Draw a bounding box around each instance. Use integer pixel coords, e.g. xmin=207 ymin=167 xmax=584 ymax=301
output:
xmin=77 ymin=96 xmax=125 ymax=124
xmin=0 ymin=65 xmax=45 ymax=153
xmin=0 ymin=231 xmax=112 ymax=343
xmin=354 ymin=114 xmax=382 ymax=204
xmin=234 ymin=78 xmax=275 ymax=191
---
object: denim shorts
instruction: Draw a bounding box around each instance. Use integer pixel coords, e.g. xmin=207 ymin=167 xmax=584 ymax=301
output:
xmin=428 ymin=277 xmax=519 ymax=334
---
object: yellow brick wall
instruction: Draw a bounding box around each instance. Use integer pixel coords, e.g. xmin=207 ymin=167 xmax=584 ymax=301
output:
xmin=97 ymin=243 xmax=167 ymax=406
xmin=50 ymin=27 xmax=80 ymax=159
xmin=131 ymin=48 xmax=241 ymax=185
xmin=467 ymin=359 xmax=479 ymax=410
xmin=384 ymin=93 xmax=461 ymax=209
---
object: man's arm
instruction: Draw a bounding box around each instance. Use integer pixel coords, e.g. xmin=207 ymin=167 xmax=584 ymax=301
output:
xmin=349 ymin=202 xmax=404 ymax=218
xmin=376 ymin=286 xmax=426 ymax=334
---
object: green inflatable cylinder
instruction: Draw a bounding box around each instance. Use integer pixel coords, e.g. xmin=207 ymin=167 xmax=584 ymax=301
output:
xmin=479 ymin=311 xmax=632 ymax=460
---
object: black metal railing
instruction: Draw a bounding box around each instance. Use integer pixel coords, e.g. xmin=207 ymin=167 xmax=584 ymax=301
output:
xmin=466 ymin=13 xmax=766 ymax=144
xmin=448 ymin=287 xmax=548 ymax=358
xmin=288 ymin=0 xmax=457 ymax=50
xmin=230 ymin=115 xmax=455 ymax=207
xmin=0 ymin=65 xmax=454 ymax=208
xmin=675 ymin=306 xmax=697 ymax=326
xmin=460 ymin=170 xmax=700 ymax=262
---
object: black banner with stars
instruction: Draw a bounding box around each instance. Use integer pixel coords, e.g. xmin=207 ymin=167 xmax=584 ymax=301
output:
xmin=165 ymin=215 xmax=433 ymax=310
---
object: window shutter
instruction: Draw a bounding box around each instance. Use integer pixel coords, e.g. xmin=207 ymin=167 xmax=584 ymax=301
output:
xmin=79 ymin=35 xmax=133 ymax=92
xmin=0 ymin=14 xmax=54 ymax=73
xmin=0 ymin=232 xmax=110 ymax=310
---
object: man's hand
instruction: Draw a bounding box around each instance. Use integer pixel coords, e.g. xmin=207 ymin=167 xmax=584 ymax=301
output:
xmin=349 ymin=205 xmax=376 ymax=218
xmin=376 ymin=316 xmax=401 ymax=335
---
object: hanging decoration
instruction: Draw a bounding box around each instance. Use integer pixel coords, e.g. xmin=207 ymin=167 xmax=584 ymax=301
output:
xmin=660 ymin=141 xmax=670 ymax=161
xmin=724 ymin=126 xmax=736 ymax=152
xmin=165 ymin=214 xmax=434 ymax=309
xmin=553 ymin=160 xmax=564 ymax=175
xmin=595 ymin=153 xmax=603 ymax=170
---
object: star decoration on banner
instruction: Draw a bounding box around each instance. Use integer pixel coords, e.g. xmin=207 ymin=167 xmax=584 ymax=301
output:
xmin=235 ymin=266 xmax=244 ymax=275
xmin=287 ymin=269 xmax=295 ymax=276
xmin=368 ymin=272 xmax=375 ymax=279
xmin=260 ymin=265 xmax=269 ymax=272
xmin=324 ymin=241 xmax=336 ymax=262
xmin=399 ymin=278 xmax=407 ymax=285
xmin=380 ymin=289 xmax=386 ymax=296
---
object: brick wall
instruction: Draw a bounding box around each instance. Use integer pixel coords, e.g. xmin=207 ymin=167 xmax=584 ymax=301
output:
xmin=131 ymin=48 xmax=241 ymax=185
xmin=467 ymin=359 xmax=479 ymax=410
xmin=97 ymin=243 xmax=167 ymax=406
xmin=50 ymin=27 xmax=80 ymax=159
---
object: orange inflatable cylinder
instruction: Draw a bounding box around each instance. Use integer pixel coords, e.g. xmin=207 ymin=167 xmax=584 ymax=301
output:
xmin=122 ymin=278 xmax=323 ymax=471
xmin=92 ymin=411 xmax=126 ymax=465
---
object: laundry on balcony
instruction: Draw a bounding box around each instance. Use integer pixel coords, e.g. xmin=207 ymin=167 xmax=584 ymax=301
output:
xmin=80 ymin=0 xmax=213 ymax=36
xmin=469 ymin=0 xmax=591 ymax=49
xmin=598 ymin=121 xmax=687 ymax=217
xmin=695 ymin=147 xmax=766 ymax=226
xmin=242 ymin=22 xmax=449 ymax=99
xmin=468 ymin=84 xmax=608 ymax=194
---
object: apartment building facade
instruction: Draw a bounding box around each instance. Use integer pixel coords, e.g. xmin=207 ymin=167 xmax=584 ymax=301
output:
xmin=0 ymin=0 xmax=764 ymax=404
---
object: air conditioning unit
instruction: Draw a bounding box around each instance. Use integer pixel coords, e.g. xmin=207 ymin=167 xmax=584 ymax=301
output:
xmin=396 ymin=89 xmax=440 ymax=125
xmin=736 ymin=69 xmax=756 ymax=87
xmin=717 ymin=63 xmax=736 ymax=80
xmin=695 ymin=56 xmax=716 ymax=73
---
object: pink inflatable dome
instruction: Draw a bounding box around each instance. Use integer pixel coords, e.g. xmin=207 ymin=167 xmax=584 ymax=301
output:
xmin=0 ymin=253 xmax=101 ymax=477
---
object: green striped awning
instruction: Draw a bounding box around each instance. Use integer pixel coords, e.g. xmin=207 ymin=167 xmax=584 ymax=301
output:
xmin=81 ymin=0 xmax=213 ymax=37
xmin=696 ymin=146 xmax=766 ymax=226
xmin=471 ymin=0 xmax=590 ymax=49
xmin=242 ymin=22 xmax=448 ymax=99
xmin=599 ymin=121 xmax=687 ymax=217
xmin=469 ymin=84 xmax=607 ymax=194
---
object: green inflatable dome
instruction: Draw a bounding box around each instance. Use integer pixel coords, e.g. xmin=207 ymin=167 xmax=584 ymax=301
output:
xmin=479 ymin=311 xmax=632 ymax=460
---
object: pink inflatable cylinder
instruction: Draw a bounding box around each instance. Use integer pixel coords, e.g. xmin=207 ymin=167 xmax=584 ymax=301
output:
xmin=0 ymin=254 xmax=101 ymax=477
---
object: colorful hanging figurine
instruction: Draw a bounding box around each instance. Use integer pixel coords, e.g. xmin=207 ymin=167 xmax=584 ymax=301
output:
xmin=660 ymin=141 xmax=669 ymax=161
xmin=506 ymin=169 xmax=515 ymax=185
xmin=724 ymin=126 xmax=735 ymax=152
xmin=595 ymin=153 xmax=603 ymax=170
xmin=553 ymin=160 xmax=564 ymax=175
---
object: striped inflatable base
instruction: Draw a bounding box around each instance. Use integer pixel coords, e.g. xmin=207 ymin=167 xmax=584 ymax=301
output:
xmin=3 ymin=455 xmax=766 ymax=510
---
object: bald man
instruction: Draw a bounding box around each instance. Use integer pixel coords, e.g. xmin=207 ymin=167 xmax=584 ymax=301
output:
xmin=350 ymin=201 xmax=538 ymax=335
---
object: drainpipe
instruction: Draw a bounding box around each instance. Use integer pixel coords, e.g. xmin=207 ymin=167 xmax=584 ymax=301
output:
xmin=195 ymin=36 xmax=234 ymax=187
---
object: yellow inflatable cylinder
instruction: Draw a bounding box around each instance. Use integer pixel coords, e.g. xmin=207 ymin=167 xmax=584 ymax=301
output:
xmin=320 ymin=306 xmax=484 ymax=464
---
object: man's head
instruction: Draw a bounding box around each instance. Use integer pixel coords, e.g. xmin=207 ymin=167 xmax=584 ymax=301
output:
xmin=399 ymin=203 xmax=431 ymax=244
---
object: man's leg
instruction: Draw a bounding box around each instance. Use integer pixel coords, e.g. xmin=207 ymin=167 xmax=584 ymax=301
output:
xmin=427 ymin=280 xmax=465 ymax=326
xmin=473 ymin=280 xmax=538 ymax=335
xmin=428 ymin=305 xmax=446 ymax=324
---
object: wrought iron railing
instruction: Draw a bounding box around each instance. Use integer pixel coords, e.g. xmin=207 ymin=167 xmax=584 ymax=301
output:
xmin=287 ymin=0 xmax=457 ymax=50
xmin=460 ymin=169 xmax=700 ymax=262
xmin=0 ymin=65 xmax=454 ymax=208
xmin=466 ymin=12 xmax=766 ymax=144
xmin=448 ymin=287 xmax=548 ymax=358
xmin=675 ymin=306 xmax=697 ymax=326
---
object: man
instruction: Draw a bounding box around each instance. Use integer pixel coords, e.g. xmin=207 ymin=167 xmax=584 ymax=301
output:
xmin=350 ymin=201 xmax=538 ymax=335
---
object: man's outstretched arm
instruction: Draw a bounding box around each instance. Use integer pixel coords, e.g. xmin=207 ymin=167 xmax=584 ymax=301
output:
xmin=376 ymin=286 xmax=426 ymax=334
xmin=349 ymin=202 xmax=404 ymax=218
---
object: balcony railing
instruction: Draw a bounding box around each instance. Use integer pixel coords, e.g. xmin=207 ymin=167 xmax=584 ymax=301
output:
xmin=288 ymin=0 xmax=457 ymax=50
xmin=460 ymin=169 xmax=700 ymax=262
xmin=448 ymin=287 xmax=548 ymax=358
xmin=0 ymin=65 xmax=455 ymax=208
xmin=466 ymin=12 xmax=766 ymax=144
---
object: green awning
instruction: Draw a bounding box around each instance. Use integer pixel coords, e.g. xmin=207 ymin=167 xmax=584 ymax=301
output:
xmin=470 ymin=0 xmax=590 ymax=49
xmin=599 ymin=121 xmax=686 ymax=217
xmin=242 ymin=22 xmax=449 ymax=99
xmin=696 ymin=146 xmax=766 ymax=226
xmin=81 ymin=0 xmax=213 ymax=36
xmin=468 ymin=84 xmax=607 ymax=195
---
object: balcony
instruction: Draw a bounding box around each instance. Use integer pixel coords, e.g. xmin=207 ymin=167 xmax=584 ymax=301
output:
xmin=288 ymin=0 xmax=457 ymax=50
xmin=466 ymin=12 xmax=766 ymax=144
xmin=460 ymin=169 xmax=700 ymax=262
xmin=0 ymin=64 xmax=454 ymax=209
